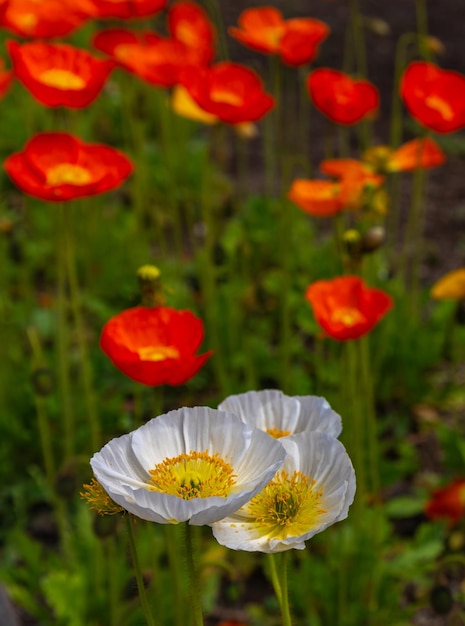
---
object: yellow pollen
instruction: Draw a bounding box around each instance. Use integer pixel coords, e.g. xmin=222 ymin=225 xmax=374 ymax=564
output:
xmin=425 ymin=95 xmax=454 ymax=121
xmin=80 ymin=478 xmax=125 ymax=516
xmin=15 ymin=13 xmax=38 ymax=32
xmin=39 ymin=69 xmax=86 ymax=90
xmin=210 ymin=87 xmax=243 ymax=107
xmin=137 ymin=345 xmax=179 ymax=362
xmin=46 ymin=164 xmax=92 ymax=187
xmin=246 ymin=470 xmax=326 ymax=539
xmin=331 ymin=307 xmax=365 ymax=327
xmin=266 ymin=427 xmax=291 ymax=438
xmin=148 ymin=450 xmax=236 ymax=500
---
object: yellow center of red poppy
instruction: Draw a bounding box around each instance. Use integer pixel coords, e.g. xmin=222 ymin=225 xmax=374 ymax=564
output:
xmin=14 ymin=13 xmax=38 ymax=32
xmin=39 ymin=69 xmax=86 ymax=90
xmin=148 ymin=450 xmax=236 ymax=499
xmin=210 ymin=87 xmax=243 ymax=107
xmin=331 ymin=307 xmax=365 ymax=327
xmin=137 ymin=345 xmax=180 ymax=361
xmin=245 ymin=470 xmax=326 ymax=539
xmin=425 ymin=95 xmax=454 ymax=121
xmin=46 ymin=164 xmax=92 ymax=187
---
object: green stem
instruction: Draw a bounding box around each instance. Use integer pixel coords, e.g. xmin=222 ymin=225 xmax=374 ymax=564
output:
xmin=349 ymin=0 xmax=367 ymax=76
xmin=185 ymin=523 xmax=204 ymax=626
xmin=415 ymin=0 xmax=431 ymax=59
xmin=56 ymin=203 xmax=75 ymax=459
xmin=62 ymin=203 xmax=101 ymax=452
xmin=270 ymin=553 xmax=293 ymax=626
xmin=164 ymin=524 xmax=185 ymax=626
xmin=266 ymin=552 xmax=282 ymax=605
xmin=126 ymin=517 xmax=156 ymax=626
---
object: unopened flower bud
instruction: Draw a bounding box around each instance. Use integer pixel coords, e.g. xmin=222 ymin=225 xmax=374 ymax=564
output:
xmin=361 ymin=226 xmax=386 ymax=253
xmin=137 ymin=264 xmax=164 ymax=307
xmin=364 ymin=17 xmax=390 ymax=37
xmin=343 ymin=229 xmax=362 ymax=258
xmin=425 ymin=36 xmax=445 ymax=56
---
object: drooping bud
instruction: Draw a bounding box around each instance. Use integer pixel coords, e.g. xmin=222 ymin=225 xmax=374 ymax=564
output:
xmin=361 ymin=226 xmax=386 ymax=254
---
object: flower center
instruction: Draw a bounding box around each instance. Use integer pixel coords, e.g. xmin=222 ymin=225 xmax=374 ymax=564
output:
xmin=266 ymin=427 xmax=291 ymax=438
xmin=137 ymin=345 xmax=180 ymax=362
xmin=148 ymin=450 xmax=236 ymax=500
xmin=39 ymin=69 xmax=86 ymax=90
xmin=14 ymin=13 xmax=38 ymax=32
xmin=245 ymin=470 xmax=326 ymax=539
xmin=210 ymin=86 xmax=243 ymax=107
xmin=46 ymin=164 xmax=92 ymax=187
xmin=425 ymin=95 xmax=454 ymax=121
xmin=175 ymin=20 xmax=199 ymax=47
xmin=330 ymin=306 xmax=365 ymax=327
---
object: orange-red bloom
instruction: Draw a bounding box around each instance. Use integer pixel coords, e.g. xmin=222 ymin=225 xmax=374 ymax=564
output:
xmin=229 ymin=7 xmax=329 ymax=67
xmin=425 ymin=479 xmax=465 ymax=527
xmin=0 ymin=59 xmax=14 ymax=100
xmin=8 ymin=41 xmax=115 ymax=109
xmin=4 ymin=132 xmax=133 ymax=202
xmin=169 ymin=1 xmax=216 ymax=66
xmin=100 ymin=306 xmax=213 ymax=386
xmin=400 ymin=61 xmax=465 ymax=134
xmin=363 ymin=138 xmax=445 ymax=173
xmin=2 ymin=0 xmax=96 ymax=38
xmin=179 ymin=62 xmax=274 ymax=125
xmin=91 ymin=0 xmax=166 ymax=19
xmin=93 ymin=30 xmax=205 ymax=87
xmin=307 ymin=68 xmax=379 ymax=125
xmin=305 ymin=275 xmax=393 ymax=341
xmin=288 ymin=159 xmax=384 ymax=217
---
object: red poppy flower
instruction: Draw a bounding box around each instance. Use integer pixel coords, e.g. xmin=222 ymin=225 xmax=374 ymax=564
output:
xmin=4 ymin=132 xmax=133 ymax=202
xmin=8 ymin=41 xmax=115 ymax=109
xmin=363 ymin=138 xmax=445 ymax=173
xmin=169 ymin=1 xmax=216 ymax=66
xmin=100 ymin=306 xmax=213 ymax=386
xmin=229 ymin=7 xmax=329 ymax=67
xmin=307 ymin=68 xmax=379 ymax=125
xmin=400 ymin=61 xmax=465 ymax=134
xmin=2 ymin=0 xmax=96 ymax=39
xmin=305 ymin=275 xmax=393 ymax=341
xmin=179 ymin=62 xmax=274 ymax=125
xmin=91 ymin=0 xmax=166 ymax=19
xmin=93 ymin=29 xmax=204 ymax=87
xmin=425 ymin=479 xmax=465 ymax=527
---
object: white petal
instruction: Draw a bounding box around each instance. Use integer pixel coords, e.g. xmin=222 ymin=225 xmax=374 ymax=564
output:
xmin=294 ymin=395 xmax=342 ymax=438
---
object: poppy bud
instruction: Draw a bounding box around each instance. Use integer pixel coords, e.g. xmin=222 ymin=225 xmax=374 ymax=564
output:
xmin=361 ymin=226 xmax=386 ymax=253
xmin=137 ymin=264 xmax=164 ymax=307
xmin=343 ymin=229 xmax=362 ymax=258
xmin=31 ymin=367 xmax=54 ymax=396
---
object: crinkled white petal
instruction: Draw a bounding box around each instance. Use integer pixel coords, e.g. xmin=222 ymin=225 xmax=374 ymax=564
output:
xmin=211 ymin=431 xmax=356 ymax=552
xmin=90 ymin=406 xmax=286 ymax=525
xmin=218 ymin=389 xmax=342 ymax=439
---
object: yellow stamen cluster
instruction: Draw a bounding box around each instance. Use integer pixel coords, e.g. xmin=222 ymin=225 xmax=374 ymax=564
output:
xmin=46 ymin=163 xmax=92 ymax=187
xmin=137 ymin=345 xmax=180 ymax=362
xmin=137 ymin=264 xmax=161 ymax=281
xmin=266 ymin=427 xmax=291 ymax=439
xmin=80 ymin=478 xmax=125 ymax=516
xmin=149 ymin=450 xmax=236 ymax=500
xmin=39 ymin=69 xmax=86 ymax=90
xmin=246 ymin=470 xmax=326 ymax=540
xmin=331 ymin=306 xmax=365 ymax=328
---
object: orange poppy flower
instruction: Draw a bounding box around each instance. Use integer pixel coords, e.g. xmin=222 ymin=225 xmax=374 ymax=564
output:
xmin=8 ymin=41 xmax=115 ymax=109
xmin=305 ymin=275 xmax=393 ymax=341
xmin=400 ymin=61 xmax=465 ymax=134
xmin=4 ymin=132 xmax=133 ymax=202
xmin=91 ymin=0 xmax=166 ymax=19
xmin=169 ymin=1 xmax=216 ymax=66
xmin=100 ymin=306 xmax=213 ymax=386
xmin=425 ymin=479 xmax=465 ymax=527
xmin=307 ymin=68 xmax=379 ymax=125
xmin=287 ymin=179 xmax=343 ymax=217
xmin=93 ymin=29 xmax=204 ymax=87
xmin=363 ymin=138 xmax=445 ymax=173
xmin=229 ymin=7 xmax=329 ymax=67
xmin=2 ymin=0 xmax=96 ymax=39
xmin=179 ymin=62 xmax=274 ymax=125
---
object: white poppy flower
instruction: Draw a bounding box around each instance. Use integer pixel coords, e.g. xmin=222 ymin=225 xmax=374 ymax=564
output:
xmin=90 ymin=407 xmax=286 ymax=526
xmin=218 ymin=389 xmax=342 ymax=439
xmin=211 ymin=431 xmax=356 ymax=552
